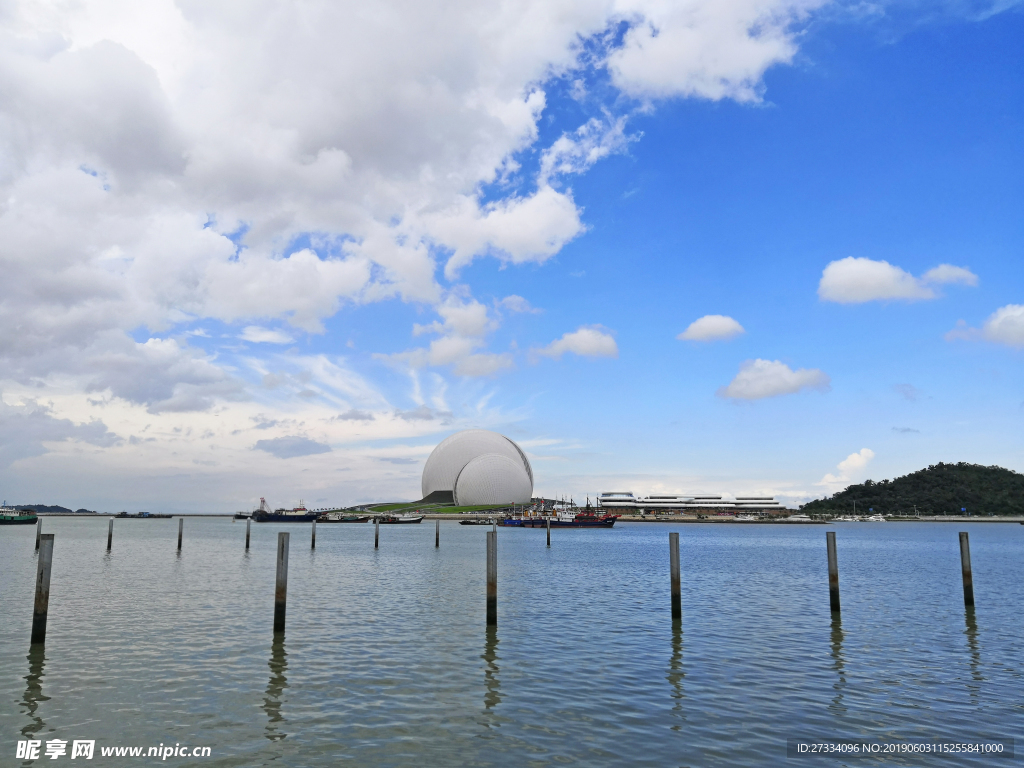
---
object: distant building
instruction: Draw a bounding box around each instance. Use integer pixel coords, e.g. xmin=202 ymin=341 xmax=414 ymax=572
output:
xmin=597 ymin=492 xmax=786 ymax=514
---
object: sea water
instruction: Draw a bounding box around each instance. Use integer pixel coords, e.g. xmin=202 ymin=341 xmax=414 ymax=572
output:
xmin=1 ymin=518 xmax=1021 ymax=766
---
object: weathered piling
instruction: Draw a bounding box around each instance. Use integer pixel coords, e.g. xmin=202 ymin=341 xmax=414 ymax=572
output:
xmin=959 ymin=532 xmax=974 ymax=607
xmin=374 ymin=518 xmax=379 ymax=549
xmin=826 ymin=531 xmax=840 ymax=613
xmin=311 ymin=519 xmax=316 ymax=550
xmin=177 ymin=517 xmax=183 ymax=551
xmin=35 ymin=519 xmax=41 ymax=551
xmin=107 ymin=518 xmax=113 ymax=551
xmin=31 ymin=534 xmax=55 ymax=645
xmin=546 ymin=516 xmax=550 ymax=547
xmin=435 ymin=518 xmax=440 ymax=548
xmin=245 ymin=518 xmax=251 ymax=550
xmin=486 ymin=530 xmax=497 ymax=626
xmin=274 ymin=532 xmax=289 ymax=633
xmin=669 ymin=532 xmax=681 ymax=621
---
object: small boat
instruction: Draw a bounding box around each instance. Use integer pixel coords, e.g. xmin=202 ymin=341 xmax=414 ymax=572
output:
xmin=459 ymin=518 xmax=497 ymax=526
xmin=252 ymin=498 xmax=319 ymax=523
xmin=0 ymin=505 xmax=37 ymax=525
xmin=375 ymin=514 xmax=424 ymax=524
xmin=318 ymin=512 xmax=370 ymax=523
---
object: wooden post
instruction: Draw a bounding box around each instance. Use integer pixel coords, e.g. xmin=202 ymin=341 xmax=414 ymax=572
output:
xmin=35 ymin=519 xmax=41 ymax=551
xmin=959 ymin=532 xmax=974 ymax=607
xmin=31 ymin=534 xmax=54 ymax=645
xmin=826 ymin=531 xmax=840 ymax=613
xmin=546 ymin=515 xmax=551 ymax=547
xmin=177 ymin=517 xmax=183 ymax=551
xmin=311 ymin=519 xmax=316 ymax=550
xmin=486 ymin=530 xmax=497 ymax=626
xmin=106 ymin=518 xmax=113 ymax=551
xmin=245 ymin=518 xmax=251 ymax=551
xmin=669 ymin=532 xmax=681 ymax=621
xmin=374 ymin=518 xmax=379 ymax=549
xmin=274 ymin=532 xmax=289 ymax=633
xmin=435 ymin=518 xmax=440 ymax=548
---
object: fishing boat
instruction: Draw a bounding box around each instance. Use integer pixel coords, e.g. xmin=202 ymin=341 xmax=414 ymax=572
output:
xmin=502 ymin=507 xmax=618 ymax=528
xmin=0 ymin=504 xmax=37 ymax=525
xmin=459 ymin=518 xmax=497 ymax=526
xmin=252 ymin=498 xmax=319 ymax=523
xmin=318 ymin=511 xmax=371 ymax=523
xmin=375 ymin=514 xmax=424 ymax=524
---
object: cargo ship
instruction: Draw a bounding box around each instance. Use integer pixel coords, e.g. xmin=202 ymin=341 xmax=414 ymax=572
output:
xmin=252 ymin=498 xmax=320 ymax=523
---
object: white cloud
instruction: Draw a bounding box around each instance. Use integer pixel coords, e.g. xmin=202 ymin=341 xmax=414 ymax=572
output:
xmin=497 ymin=295 xmax=541 ymax=314
xmin=921 ymin=264 xmax=979 ymax=287
xmin=0 ymin=0 xmax=832 ymax=493
xmin=717 ymin=359 xmax=830 ymax=400
xmin=677 ymin=314 xmax=745 ymax=341
xmin=431 ymin=186 xmax=586 ymax=279
xmin=607 ymin=0 xmax=824 ymax=101
xmin=240 ymin=326 xmax=295 ymax=345
xmin=982 ymin=304 xmax=1024 ymax=348
xmin=538 ymin=115 xmax=636 ymax=184
xmin=0 ymin=396 xmax=119 ymax=468
xmin=536 ymin=325 xmax=618 ymax=360
xmin=818 ymin=257 xmax=978 ymax=304
xmin=387 ymin=292 xmax=514 ymax=377
xmin=945 ymin=305 xmax=1024 ymax=348
xmin=817 ymin=448 xmax=874 ymax=489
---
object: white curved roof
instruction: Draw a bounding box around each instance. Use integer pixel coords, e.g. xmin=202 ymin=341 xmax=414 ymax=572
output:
xmin=453 ymin=453 xmax=533 ymax=505
xmin=421 ymin=429 xmax=533 ymax=499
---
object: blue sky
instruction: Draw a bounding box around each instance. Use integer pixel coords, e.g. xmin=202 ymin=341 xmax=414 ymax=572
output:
xmin=0 ymin=1 xmax=1020 ymax=510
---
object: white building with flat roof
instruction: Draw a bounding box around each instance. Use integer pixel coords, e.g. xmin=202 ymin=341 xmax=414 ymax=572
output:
xmin=598 ymin=492 xmax=786 ymax=513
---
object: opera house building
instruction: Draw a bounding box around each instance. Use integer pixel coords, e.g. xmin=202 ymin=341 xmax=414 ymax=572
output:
xmin=420 ymin=429 xmax=534 ymax=506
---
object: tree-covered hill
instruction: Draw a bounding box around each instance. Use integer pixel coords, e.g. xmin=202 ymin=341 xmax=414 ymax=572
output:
xmin=801 ymin=462 xmax=1024 ymax=516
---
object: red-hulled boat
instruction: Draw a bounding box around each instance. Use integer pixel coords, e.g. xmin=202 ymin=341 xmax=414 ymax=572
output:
xmin=501 ymin=508 xmax=618 ymax=528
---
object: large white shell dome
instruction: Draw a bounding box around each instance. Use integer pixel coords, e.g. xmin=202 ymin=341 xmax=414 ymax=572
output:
xmin=421 ymin=429 xmax=533 ymax=505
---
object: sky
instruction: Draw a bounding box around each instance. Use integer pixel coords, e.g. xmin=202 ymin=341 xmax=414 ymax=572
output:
xmin=0 ymin=0 xmax=1021 ymax=512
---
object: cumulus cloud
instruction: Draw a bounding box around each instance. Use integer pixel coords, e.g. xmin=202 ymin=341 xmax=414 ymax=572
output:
xmin=536 ymin=325 xmax=618 ymax=360
xmin=387 ymin=292 xmax=514 ymax=377
xmin=0 ymin=397 xmax=120 ymax=468
xmin=254 ymin=435 xmax=332 ymax=459
xmin=607 ymin=0 xmax=825 ymax=101
xmin=946 ymin=305 xmax=1024 ymax=348
xmin=818 ymin=257 xmax=978 ymax=303
xmin=817 ymin=448 xmax=875 ymax=489
xmin=497 ymin=295 xmax=541 ymax=314
xmin=241 ymin=326 xmax=295 ymax=344
xmin=0 ymin=0 xmax=830 ymax=471
xmin=921 ymin=264 xmax=979 ymax=287
xmin=981 ymin=305 xmax=1024 ymax=347
xmin=677 ymin=315 xmax=745 ymax=342
xmin=717 ymin=359 xmax=830 ymax=400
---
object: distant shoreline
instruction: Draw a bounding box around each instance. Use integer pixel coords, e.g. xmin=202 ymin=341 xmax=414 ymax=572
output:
xmin=24 ymin=512 xmax=1024 ymax=523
